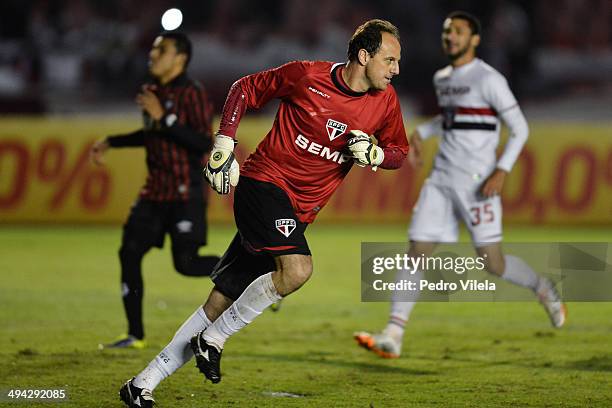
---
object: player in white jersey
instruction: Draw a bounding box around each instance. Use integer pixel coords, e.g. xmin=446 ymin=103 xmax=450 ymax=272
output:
xmin=355 ymin=11 xmax=567 ymax=359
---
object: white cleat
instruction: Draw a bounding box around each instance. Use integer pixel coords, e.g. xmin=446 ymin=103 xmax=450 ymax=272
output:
xmin=536 ymin=277 xmax=567 ymax=328
xmin=354 ymin=331 xmax=402 ymax=359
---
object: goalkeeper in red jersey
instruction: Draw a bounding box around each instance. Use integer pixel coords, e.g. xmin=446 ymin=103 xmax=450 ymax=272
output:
xmin=120 ymin=19 xmax=408 ymax=407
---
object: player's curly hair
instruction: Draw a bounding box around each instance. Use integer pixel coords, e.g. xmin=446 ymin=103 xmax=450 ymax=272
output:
xmin=347 ymin=19 xmax=400 ymax=62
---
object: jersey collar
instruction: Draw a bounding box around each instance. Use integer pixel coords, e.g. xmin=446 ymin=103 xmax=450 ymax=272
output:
xmin=452 ymin=58 xmax=479 ymax=74
xmin=331 ymin=63 xmax=367 ymax=97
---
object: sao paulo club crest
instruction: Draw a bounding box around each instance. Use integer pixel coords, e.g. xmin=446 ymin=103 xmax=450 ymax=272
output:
xmin=326 ymin=118 xmax=347 ymax=141
xmin=275 ymin=219 xmax=296 ymax=238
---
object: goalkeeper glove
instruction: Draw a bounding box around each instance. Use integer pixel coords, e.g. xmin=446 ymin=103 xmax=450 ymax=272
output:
xmin=347 ymin=130 xmax=384 ymax=168
xmin=204 ymin=134 xmax=239 ymax=194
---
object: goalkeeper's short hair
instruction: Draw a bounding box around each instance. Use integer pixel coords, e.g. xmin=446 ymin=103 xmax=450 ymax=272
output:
xmin=347 ymin=20 xmax=400 ymax=62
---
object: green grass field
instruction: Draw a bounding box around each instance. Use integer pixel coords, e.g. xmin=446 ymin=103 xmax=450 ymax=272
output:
xmin=1 ymin=224 xmax=611 ymax=407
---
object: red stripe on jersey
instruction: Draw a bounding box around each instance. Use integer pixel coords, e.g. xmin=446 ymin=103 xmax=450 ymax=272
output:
xmin=170 ymin=142 xmax=180 ymax=196
xmin=455 ymin=107 xmax=497 ymax=116
xmin=148 ymin=140 xmax=159 ymax=200
xmin=251 ymin=245 xmax=298 ymax=252
xmin=179 ymin=88 xmax=189 ymax=124
xmin=147 ymin=140 xmax=161 ymax=200
xmin=179 ymin=88 xmax=191 ymax=200
xmin=189 ymin=88 xmax=203 ymax=131
xmin=181 ymin=148 xmax=189 ymax=200
xmin=155 ymin=141 xmax=164 ymax=199
xmin=160 ymin=139 xmax=172 ymax=200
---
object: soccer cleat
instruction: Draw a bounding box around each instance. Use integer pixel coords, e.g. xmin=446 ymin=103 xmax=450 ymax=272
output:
xmin=354 ymin=331 xmax=401 ymax=359
xmin=119 ymin=378 xmax=155 ymax=407
xmin=102 ymin=334 xmax=147 ymax=350
xmin=190 ymin=330 xmax=222 ymax=383
xmin=536 ymin=277 xmax=567 ymax=328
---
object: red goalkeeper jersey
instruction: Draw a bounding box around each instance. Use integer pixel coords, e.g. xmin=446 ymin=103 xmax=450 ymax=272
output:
xmin=218 ymin=61 xmax=408 ymax=223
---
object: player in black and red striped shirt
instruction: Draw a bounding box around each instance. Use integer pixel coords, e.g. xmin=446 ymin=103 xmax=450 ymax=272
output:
xmin=91 ymin=32 xmax=219 ymax=349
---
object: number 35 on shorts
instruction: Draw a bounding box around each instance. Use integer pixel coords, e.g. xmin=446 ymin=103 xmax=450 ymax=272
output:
xmin=470 ymin=203 xmax=495 ymax=226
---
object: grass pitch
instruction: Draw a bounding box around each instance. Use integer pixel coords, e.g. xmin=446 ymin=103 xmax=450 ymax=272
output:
xmin=1 ymin=224 xmax=611 ymax=407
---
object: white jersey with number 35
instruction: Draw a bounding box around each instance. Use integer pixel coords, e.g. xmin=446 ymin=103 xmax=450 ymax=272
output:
xmin=417 ymin=58 xmax=528 ymax=188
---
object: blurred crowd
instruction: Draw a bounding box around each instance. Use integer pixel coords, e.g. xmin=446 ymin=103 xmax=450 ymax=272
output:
xmin=0 ymin=0 xmax=610 ymax=114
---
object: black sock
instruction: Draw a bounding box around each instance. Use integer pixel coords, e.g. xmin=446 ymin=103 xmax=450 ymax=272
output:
xmin=119 ymin=246 xmax=145 ymax=339
xmin=122 ymin=283 xmax=144 ymax=339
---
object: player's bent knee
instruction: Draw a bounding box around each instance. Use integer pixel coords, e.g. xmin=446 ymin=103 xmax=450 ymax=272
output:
xmin=275 ymin=256 xmax=313 ymax=295
xmin=119 ymin=246 xmax=139 ymax=264
xmin=290 ymin=263 xmax=313 ymax=286
xmin=171 ymin=251 xmax=192 ymax=276
xmin=476 ymin=245 xmax=505 ymax=276
xmin=119 ymin=239 xmax=149 ymax=259
xmin=279 ymin=270 xmax=310 ymax=295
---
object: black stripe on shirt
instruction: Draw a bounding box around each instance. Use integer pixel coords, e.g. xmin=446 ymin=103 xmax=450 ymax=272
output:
xmin=451 ymin=122 xmax=497 ymax=131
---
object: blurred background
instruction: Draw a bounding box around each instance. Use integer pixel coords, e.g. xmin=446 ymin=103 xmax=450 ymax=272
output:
xmin=0 ymin=0 xmax=610 ymax=225
xmin=1 ymin=0 xmax=611 ymax=116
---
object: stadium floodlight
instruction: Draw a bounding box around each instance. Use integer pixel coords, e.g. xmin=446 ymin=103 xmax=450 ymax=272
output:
xmin=161 ymin=8 xmax=183 ymax=31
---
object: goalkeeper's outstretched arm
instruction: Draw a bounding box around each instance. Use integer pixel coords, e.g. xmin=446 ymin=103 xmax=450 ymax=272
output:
xmin=204 ymin=62 xmax=311 ymax=194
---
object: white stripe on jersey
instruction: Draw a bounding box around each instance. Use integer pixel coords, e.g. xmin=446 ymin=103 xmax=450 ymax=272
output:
xmin=452 ymin=113 xmax=498 ymax=125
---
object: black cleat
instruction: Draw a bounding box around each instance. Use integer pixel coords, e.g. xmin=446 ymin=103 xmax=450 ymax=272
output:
xmin=190 ymin=330 xmax=223 ymax=384
xmin=119 ymin=378 xmax=155 ymax=407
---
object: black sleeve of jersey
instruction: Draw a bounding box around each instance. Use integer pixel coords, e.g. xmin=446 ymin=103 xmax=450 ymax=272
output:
xmin=161 ymin=122 xmax=212 ymax=153
xmin=106 ymin=130 xmax=145 ymax=147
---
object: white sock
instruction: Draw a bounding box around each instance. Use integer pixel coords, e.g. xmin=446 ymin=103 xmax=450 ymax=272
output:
xmin=203 ymin=272 xmax=281 ymax=350
xmin=502 ymin=255 xmax=539 ymax=291
xmin=384 ymin=267 xmax=422 ymax=342
xmin=133 ymin=306 xmax=212 ymax=390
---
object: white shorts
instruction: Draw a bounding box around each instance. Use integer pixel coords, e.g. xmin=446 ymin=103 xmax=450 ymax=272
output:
xmin=408 ymin=180 xmax=502 ymax=246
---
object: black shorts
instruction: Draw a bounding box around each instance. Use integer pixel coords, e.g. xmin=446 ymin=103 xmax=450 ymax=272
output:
xmin=234 ymin=176 xmax=310 ymax=256
xmin=122 ymin=194 xmax=208 ymax=249
xmin=211 ymin=176 xmax=310 ymax=300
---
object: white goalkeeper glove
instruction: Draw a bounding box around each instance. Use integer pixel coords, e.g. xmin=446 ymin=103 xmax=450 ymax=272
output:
xmin=347 ymin=130 xmax=384 ymax=169
xmin=204 ymin=134 xmax=239 ymax=194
